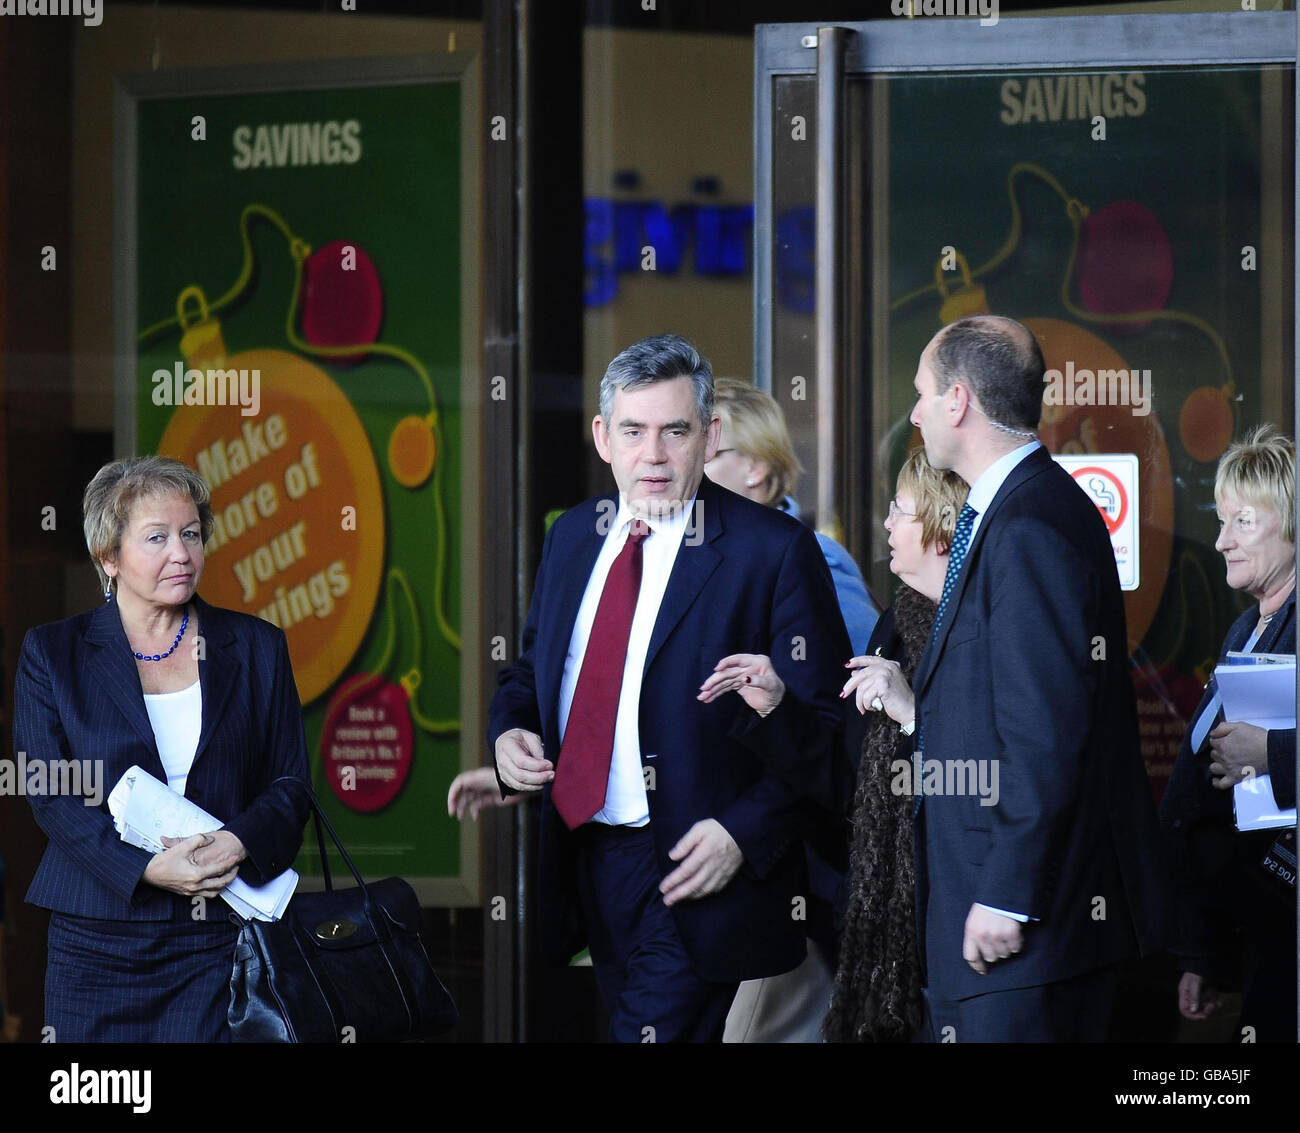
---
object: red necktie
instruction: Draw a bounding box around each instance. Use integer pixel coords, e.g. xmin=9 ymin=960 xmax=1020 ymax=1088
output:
xmin=552 ymin=519 xmax=651 ymax=830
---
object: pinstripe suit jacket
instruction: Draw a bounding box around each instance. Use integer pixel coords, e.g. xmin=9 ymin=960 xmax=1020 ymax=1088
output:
xmin=13 ymin=593 xmax=311 ymax=920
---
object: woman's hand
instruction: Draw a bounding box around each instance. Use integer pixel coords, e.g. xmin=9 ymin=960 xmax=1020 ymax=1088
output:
xmin=143 ymin=831 xmax=244 ymax=898
xmin=189 ymin=829 xmax=246 ymax=873
xmin=1177 ymin=971 xmax=1222 ymax=1021
xmin=1208 ymin=721 xmax=1269 ymax=788
xmin=448 ymin=766 xmax=525 ymax=820
xmin=841 ymin=654 xmax=915 ymax=726
xmin=698 ymin=653 xmax=785 ymax=717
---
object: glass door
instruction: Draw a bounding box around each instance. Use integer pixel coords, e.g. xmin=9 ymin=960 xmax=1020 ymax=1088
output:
xmin=756 ymin=12 xmax=1296 ymax=797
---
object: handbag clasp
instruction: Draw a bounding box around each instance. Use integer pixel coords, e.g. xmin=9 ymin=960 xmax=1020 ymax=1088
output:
xmin=314 ymin=919 xmax=358 ymax=941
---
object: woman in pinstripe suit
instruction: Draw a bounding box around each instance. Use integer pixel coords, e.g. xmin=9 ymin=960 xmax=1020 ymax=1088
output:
xmin=13 ymin=456 xmax=311 ymax=1042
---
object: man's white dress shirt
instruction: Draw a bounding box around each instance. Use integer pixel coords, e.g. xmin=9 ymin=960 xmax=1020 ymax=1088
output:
xmin=557 ymin=495 xmax=695 ymax=826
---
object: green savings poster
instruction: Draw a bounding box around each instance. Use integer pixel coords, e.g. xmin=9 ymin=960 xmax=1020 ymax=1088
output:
xmin=126 ymin=65 xmax=475 ymax=898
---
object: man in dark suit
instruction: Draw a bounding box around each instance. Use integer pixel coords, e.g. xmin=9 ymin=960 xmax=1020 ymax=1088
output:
xmin=489 ymin=335 xmax=849 ymax=1042
xmin=907 ymin=315 xmax=1168 ymax=1042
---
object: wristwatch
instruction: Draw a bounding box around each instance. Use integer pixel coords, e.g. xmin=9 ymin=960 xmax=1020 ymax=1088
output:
xmin=899 ymin=718 xmax=916 ymax=737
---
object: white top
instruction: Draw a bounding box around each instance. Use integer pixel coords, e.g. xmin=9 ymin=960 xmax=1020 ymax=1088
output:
xmin=143 ymin=680 xmax=203 ymax=798
xmin=558 ymin=494 xmax=695 ymax=826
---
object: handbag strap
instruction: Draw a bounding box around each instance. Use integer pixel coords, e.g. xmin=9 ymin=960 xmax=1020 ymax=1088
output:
xmin=314 ymin=802 xmax=333 ymax=892
xmin=269 ymin=776 xmax=370 ymax=898
xmin=306 ymin=788 xmax=370 ymax=897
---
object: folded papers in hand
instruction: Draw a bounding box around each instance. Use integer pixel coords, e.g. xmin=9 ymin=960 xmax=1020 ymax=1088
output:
xmin=108 ymin=765 xmax=297 ymax=920
xmin=1215 ymin=657 xmax=1298 ymax=833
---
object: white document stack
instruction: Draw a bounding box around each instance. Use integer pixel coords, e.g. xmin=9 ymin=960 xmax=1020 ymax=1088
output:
xmin=1215 ymin=654 xmax=1298 ymax=832
xmin=107 ymin=765 xmax=298 ymax=920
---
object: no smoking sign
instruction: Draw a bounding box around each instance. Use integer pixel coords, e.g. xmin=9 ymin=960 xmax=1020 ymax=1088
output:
xmin=1053 ymin=453 xmax=1140 ymax=591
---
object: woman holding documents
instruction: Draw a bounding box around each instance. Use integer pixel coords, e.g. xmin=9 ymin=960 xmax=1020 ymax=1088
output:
xmin=13 ymin=456 xmax=311 ymax=1041
xmin=1160 ymin=425 xmax=1296 ymax=1042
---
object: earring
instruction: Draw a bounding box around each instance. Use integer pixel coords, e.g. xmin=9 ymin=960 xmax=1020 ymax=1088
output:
xmin=104 ymin=579 xmax=112 ymax=603
xmin=745 ymin=478 xmax=756 ymax=487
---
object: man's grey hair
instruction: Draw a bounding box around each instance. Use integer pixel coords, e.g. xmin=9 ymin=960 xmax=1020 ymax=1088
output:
xmin=599 ymin=334 xmax=714 ymax=432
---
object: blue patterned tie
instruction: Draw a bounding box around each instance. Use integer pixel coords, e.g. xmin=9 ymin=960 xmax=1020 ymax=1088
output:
xmin=915 ymin=502 xmax=976 ymax=814
xmin=932 ymin=502 xmax=977 ymax=638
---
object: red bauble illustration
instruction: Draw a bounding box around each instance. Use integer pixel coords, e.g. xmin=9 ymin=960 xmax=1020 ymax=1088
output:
xmin=1076 ymin=201 xmax=1173 ymax=333
xmin=301 ymin=239 xmax=383 ymax=364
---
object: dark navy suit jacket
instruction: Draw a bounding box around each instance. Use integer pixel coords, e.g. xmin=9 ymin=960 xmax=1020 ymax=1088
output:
xmin=488 ymin=475 xmax=851 ymax=983
xmin=14 ymin=593 xmax=311 ymax=921
xmin=910 ymin=447 xmax=1170 ymax=1003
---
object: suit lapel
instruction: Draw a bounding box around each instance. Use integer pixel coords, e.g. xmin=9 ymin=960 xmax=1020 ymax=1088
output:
xmin=915 ymin=447 xmax=1053 ymax=699
xmin=540 ymin=501 xmax=609 ymax=740
xmin=643 ymin=479 xmax=723 ymax=676
xmin=84 ymin=595 xmax=241 ymax=788
xmin=1256 ymin=590 xmax=1296 ymax=654
xmin=191 ymin=594 xmax=238 ymax=779
xmin=84 ymin=599 xmax=165 ymax=776
xmin=1184 ymin=590 xmax=1295 ymax=755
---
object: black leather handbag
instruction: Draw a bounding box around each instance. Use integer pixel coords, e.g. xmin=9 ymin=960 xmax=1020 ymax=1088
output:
xmin=228 ymin=791 xmax=458 ymax=1042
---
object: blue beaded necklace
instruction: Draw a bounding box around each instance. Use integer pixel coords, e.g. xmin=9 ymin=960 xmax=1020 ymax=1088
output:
xmin=133 ymin=611 xmax=189 ymax=662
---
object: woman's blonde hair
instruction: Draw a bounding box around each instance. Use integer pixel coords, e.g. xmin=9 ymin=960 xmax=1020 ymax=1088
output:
xmin=84 ymin=456 xmax=213 ymax=594
xmin=712 ymin=378 xmax=802 ymax=507
xmin=895 ymin=445 xmax=969 ymax=554
xmin=1214 ymin=424 xmax=1295 ymax=545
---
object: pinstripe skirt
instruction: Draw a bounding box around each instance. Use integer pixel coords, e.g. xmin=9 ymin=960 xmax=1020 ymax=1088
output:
xmin=46 ymin=913 xmax=239 ymax=1043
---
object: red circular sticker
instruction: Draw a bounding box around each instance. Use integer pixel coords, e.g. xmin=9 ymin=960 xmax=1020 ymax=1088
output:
xmin=320 ymin=673 xmax=413 ymax=812
xmin=1071 ymin=465 xmax=1128 ymax=536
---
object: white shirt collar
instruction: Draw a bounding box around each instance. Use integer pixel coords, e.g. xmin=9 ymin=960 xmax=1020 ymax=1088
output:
xmin=612 ymin=490 xmax=699 ymax=540
xmin=965 ymin=440 xmax=1041 ymax=519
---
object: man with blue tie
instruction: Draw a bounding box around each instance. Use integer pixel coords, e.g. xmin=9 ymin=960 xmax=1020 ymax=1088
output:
xmin=489 ymin=335 xmax=849 ymax=1042
xmin=906 ymin=315 xmax=1168 ymax=1042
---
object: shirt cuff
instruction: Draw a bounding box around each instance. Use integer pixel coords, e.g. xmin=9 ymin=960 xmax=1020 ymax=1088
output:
xmin=975 ymin=902 xmax=1032 ymax=923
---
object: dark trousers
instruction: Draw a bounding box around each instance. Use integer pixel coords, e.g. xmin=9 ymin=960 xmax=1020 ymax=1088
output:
xmin=574 ymin=823 xmax=738 ymax=1043
xmin=922 ymin=964 xmax=1119 ymax=1043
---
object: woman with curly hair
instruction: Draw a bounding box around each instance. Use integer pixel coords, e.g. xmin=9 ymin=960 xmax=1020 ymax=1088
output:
xmin=825 ymin=447 xmax=968 ymax=1042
